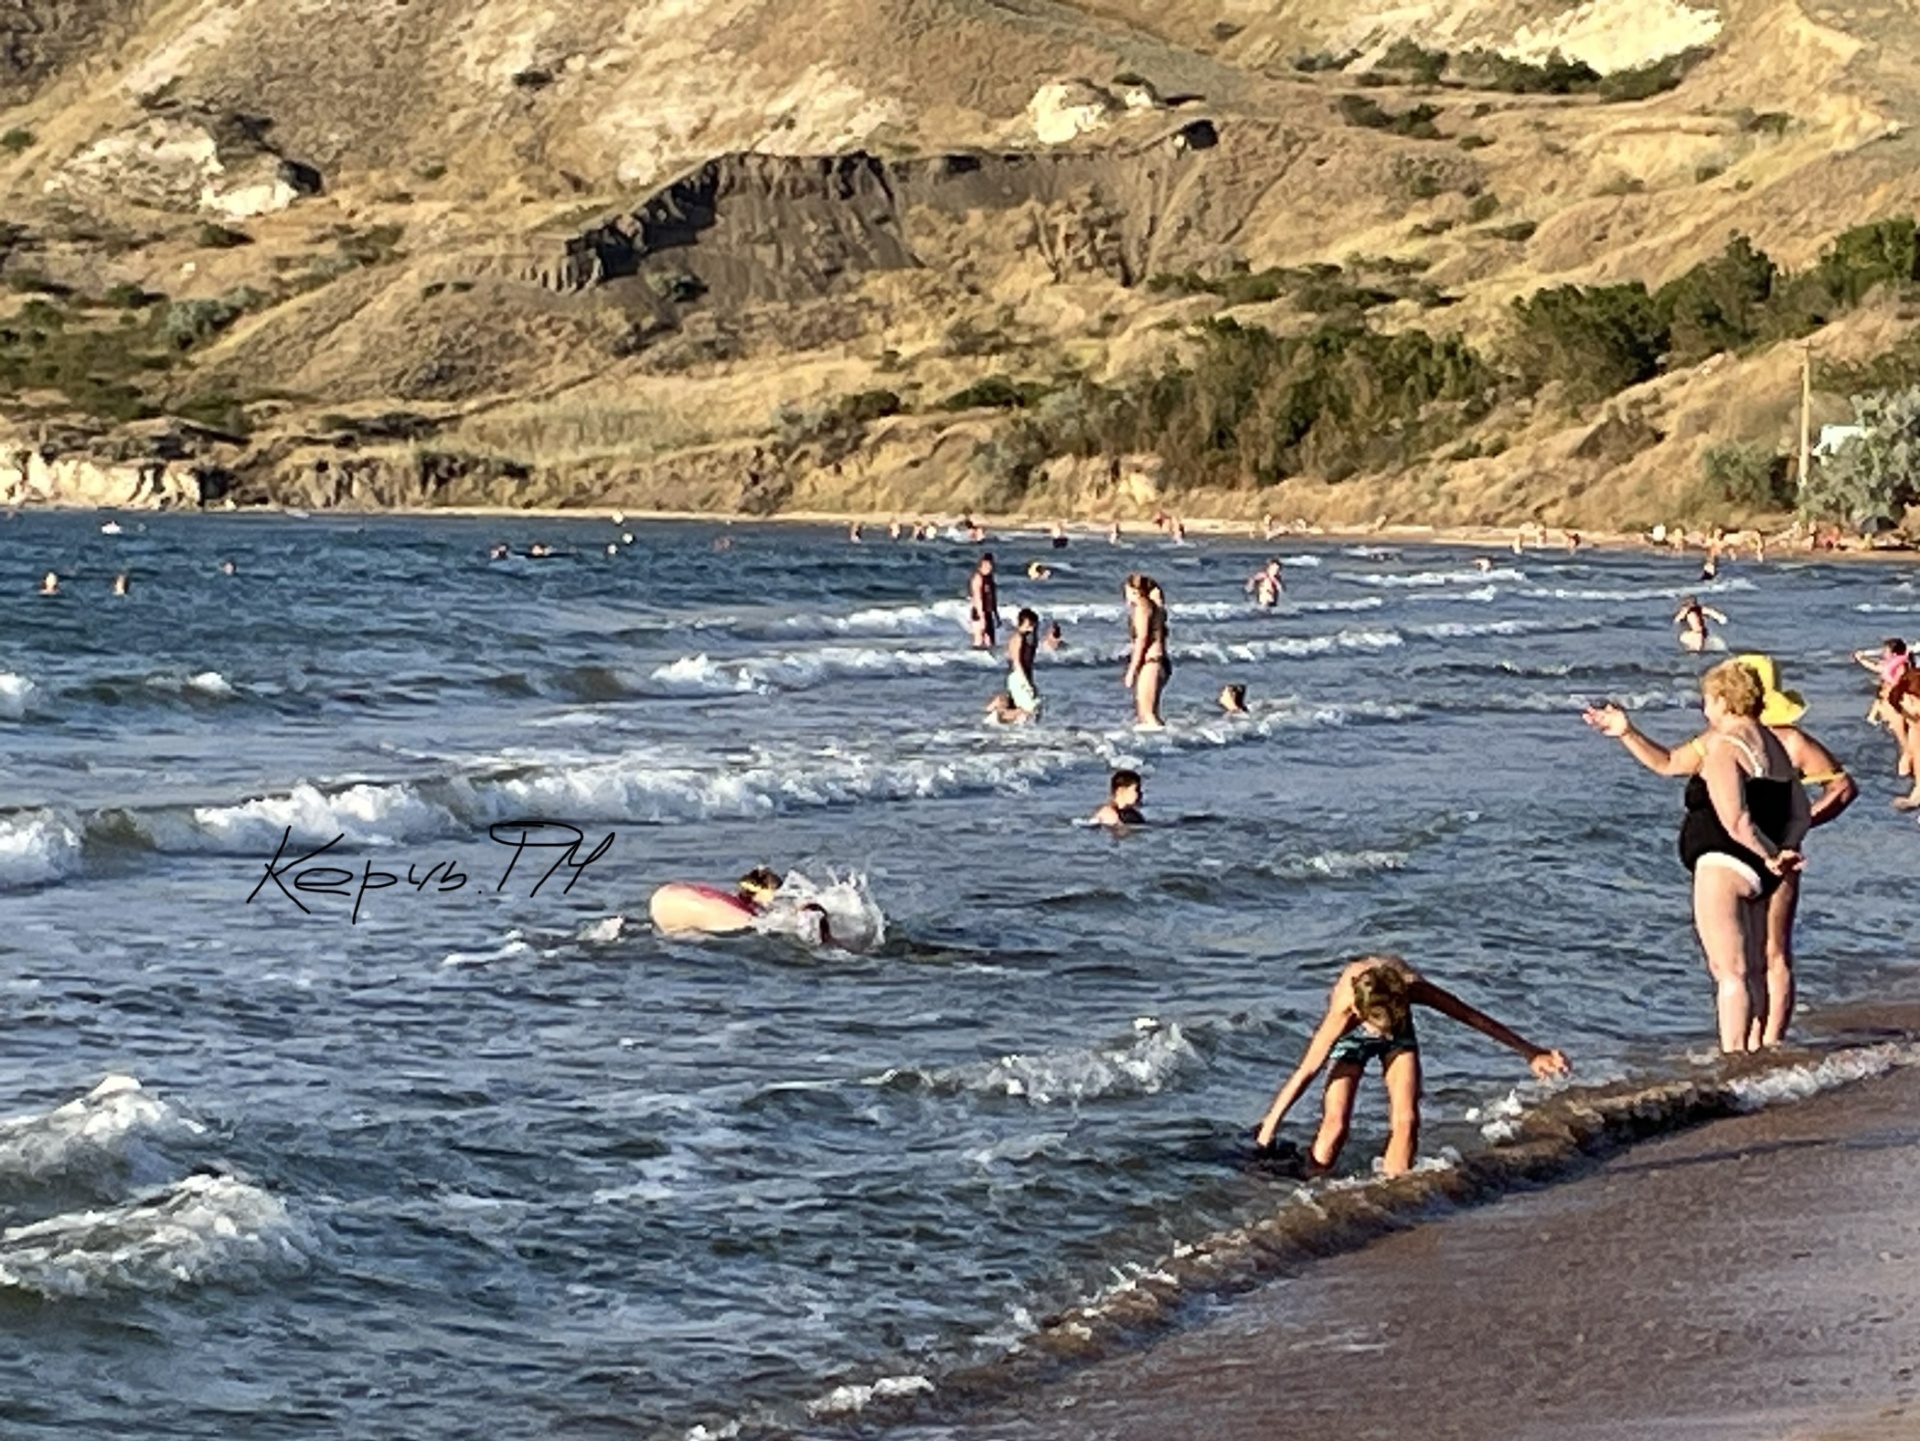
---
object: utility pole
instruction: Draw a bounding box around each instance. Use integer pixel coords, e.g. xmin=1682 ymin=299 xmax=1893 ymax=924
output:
xmin=1797 ymin=342 xmax=1813 ymax=493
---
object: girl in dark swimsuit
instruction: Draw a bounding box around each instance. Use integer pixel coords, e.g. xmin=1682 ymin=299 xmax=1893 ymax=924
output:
xmin=1681 ymin=660 xmax=1810 ymax=1052
xmin=1123 ymin=573 xmax=1170 ymax=730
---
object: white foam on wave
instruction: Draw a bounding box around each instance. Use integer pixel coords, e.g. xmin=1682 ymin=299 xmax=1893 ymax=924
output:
xmin=0 ymin=809 xmax=85 ymax=888
xmin=1341 ymin=566 xmax=1525 ymax=588
xmin=0 ymin=671 xmax=35 ymax=719
xmin=805 ymin=1374 xmax=934 ymax=1419
xmin=441 ymin=931 xmax=536 ymax=967
xmin=168 ymin=780 xmax=458 ymax=853
xmin=1180 ymin=628 xmax=1404 ymax=664
xmin=650 ymin=644 xmax=994 ymax=696
xmin=1273 ymin=848 xmax=1408 ymax=879
xmin=0 ymin=1172 xmax=312 ymax=1299
xmin=752 ymin=870 xmax=887 ymax=952
xmin=1726 ymin=1041 xmax=1920 ymax=1109
xmin=887 ymin=1020 xmax=1202 ymax=1106
xmin=1526 ymin=576 xmax=1756 ymax=603
xmin=1405 ymin=615 xmax=1610 ymax=640
xmin=0 ymin=1076 xmax=204 ymax=1188
xmin=768 ymin=598 xmax=973 ymax=639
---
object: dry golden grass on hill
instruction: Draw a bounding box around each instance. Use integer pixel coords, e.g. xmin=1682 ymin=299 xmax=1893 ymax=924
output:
xmin=0 ymin=0 xmax=1916 ymax=526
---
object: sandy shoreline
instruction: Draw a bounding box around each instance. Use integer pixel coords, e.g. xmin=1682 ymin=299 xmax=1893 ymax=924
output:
xmin=109 ymin=502 xmax=1920 ymax=566
xmin=900 ymin=1018 xmax=1920 ymax=1441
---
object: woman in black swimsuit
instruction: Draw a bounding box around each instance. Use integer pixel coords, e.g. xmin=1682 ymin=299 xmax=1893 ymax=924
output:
xmin=1122 ymin=573 xmax=1170 ymax=730
xmin=1676 ymin=660 xmax=1810 ymax=1052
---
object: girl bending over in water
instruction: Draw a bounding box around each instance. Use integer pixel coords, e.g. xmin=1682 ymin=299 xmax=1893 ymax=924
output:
xmin=1254 ymin=955 xmax=1569 ymax=1177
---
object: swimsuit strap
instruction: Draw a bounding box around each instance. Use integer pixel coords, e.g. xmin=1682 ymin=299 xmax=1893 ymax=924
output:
xmin=1720 ymin=731 xmax=1765 ymax=777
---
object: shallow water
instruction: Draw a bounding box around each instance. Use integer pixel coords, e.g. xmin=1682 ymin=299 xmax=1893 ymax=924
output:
xmin=1 ymin=513 xmax=1915 ymax=1438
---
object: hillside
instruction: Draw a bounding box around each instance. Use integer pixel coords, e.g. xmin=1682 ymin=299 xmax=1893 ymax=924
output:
xmin=0 ymin=0 xmax=1918 ymax=529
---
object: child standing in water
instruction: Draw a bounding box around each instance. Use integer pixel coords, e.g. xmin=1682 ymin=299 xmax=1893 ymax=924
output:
xmin=1254 ymin=955 xmax=1569 ymax=1177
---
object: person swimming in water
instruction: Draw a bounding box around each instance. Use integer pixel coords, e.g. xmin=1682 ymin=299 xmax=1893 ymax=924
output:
xmin=1123 ymin=573 xmax=1170 ymax=730
xmin=1049 ymin=521 xmax=1068 ymax=550
xmin=1026 ymin=560 xmax=1052 ymax=581
xmin=1042 ymin=620 xmax=1065 ymax=653
xmin=648 ymin=867 xmax=832 ymax=945
xmin=1218 ymin=683 xmax=1248 ymax=715
xmin=1246 ymin=559 xmax=1283 ymax=608
xmin=1092 ymin=769 xmax=1144 ymax=827
xmin=38 ymin=570 xmax=58 ymax=596
xmin=1857 ymin=638 xmax=1912 ymax=774
xmin=1253 ymin=954 xmax=1570 ymax=1176
xmin=1006 ymin=607 xmax=1041 ymax=717
xmin=985 ymin=690 xmax=1032 ymax=725
xmin=1673 ymin=595 xmax=1727 ymax=652
xmin=968 ymin=553 xmax=999 ymax=650
xmin=111 ymin=573 xmax=130 ymax=596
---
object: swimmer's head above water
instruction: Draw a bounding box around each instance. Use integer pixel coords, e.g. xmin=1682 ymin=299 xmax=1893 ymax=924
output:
xmin=737 ymin=867 xmax=782 ymax=907
xmin=1218 ymin=683 xmax=1248 ymax=715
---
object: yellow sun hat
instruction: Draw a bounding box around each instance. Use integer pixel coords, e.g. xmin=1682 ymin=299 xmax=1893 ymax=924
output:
xmin=1737 ymin=653 xmax=1808 ymax=727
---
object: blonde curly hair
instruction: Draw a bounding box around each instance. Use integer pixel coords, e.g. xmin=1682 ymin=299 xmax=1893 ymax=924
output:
xmin=1702 ymin=658 xmax=1765 ymax=718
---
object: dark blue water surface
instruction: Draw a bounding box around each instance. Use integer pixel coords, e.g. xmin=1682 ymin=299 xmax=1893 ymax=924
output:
xmin=1 ymin=512 xmax=1915 ymax=1439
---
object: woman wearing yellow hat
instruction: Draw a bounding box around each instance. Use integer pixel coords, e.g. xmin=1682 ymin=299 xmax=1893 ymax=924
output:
xmin=1582 ymin=654 xmax=1854 ymax=1048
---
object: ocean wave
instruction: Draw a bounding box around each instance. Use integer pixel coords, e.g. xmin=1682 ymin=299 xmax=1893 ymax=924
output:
xmin=650 ymin=645 xmax=995 ymax=696
xmin=144 ymin=670 xmax=238 ymax=700
xmin=0 ymin=809 xmax=85 ymax=889
xmin=0 ymin=671 xmax=34 ymax=719
xmin=1524 ymin=576 xmax=1757 ymax=603
xmin=1178 ymin=628 xmax=1404 ymax=664
xmin=0 ymin=1172 xmax=312 ymax=1299
xmin=1339 ymin=566 xmax=1526 ymax=588
xmin=1404 ymin=615 xmax=1611 ymax=641
xmin=871 ymin=1020 xmax=1201 ymax=1106
xmin=0 ymin=1076 xmax=205 ymax=1191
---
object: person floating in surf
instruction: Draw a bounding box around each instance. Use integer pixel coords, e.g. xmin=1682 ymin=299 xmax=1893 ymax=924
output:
xmin=1092 ymin=769 xmax=1145 ymax=827
xmin=985 ymin=690 xmax=1032 ymax=725
xmin=1254 ymin=954 xmax=1570 ymax=1177
xmin=1673 ymin=595 xmax=1727 ymax=652
xmin=1246 ymin=559 xmax=1283 ymax=608
xmin=1218 ymin=683 xmax=1249 ymax=715
xmin=1042 ymin=621 xmax=1066 ymax=653
xmin=648 ymin=867 xmax=832 ymax=945
xmin=968 ymin=553 xmax=999 ymax=650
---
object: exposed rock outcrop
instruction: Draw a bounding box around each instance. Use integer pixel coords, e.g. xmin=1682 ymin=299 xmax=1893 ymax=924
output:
xmin=0 ymin=448 xmax=205 ymax=508
xmin=48 ymin=108 xmax=323 ymax=218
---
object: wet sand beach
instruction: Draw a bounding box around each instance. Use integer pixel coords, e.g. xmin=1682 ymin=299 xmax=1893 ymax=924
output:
xmin=904 ymin=1034 xmax=1920 ymax=1441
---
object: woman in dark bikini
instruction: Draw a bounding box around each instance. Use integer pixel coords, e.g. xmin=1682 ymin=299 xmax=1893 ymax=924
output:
xmin=1122 ymin=573 xmax=1170 ymax=730
xmin=1669 ymin=660 xmax=1809 ymax=1051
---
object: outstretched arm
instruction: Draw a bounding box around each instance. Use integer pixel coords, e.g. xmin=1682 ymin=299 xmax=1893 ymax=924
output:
xmin=1410 ymin=979 xmax=1570 ymax=1078
xmin=1583 ymin=704 xmax=1705 ymax=777
xmin=1255 ymin=1003 xmax=1352 ymax=1146
xmin=1782 ymin=729 xmax=1854 ymax=827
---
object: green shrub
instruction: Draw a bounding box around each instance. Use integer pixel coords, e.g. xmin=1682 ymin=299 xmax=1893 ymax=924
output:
xmin=196 ymin=222 xmax=253 ymax=249
xmin=1817 ymin=332 xmax=1920 ymax=396
xmin=337 ymin=223 xmax=405 ymax=266
xmin=1457 ymin=134 xmax=1493 ymax=150
xmin=0 ymin=128 xmax=33 ymax=155
xmin=1489 ymin=220 xmax=1537 ymax=242
xmin=157 ymin=297 xmax=242 ymax=350
xmin=1337 ymin=94 xmax=1443 ymax=139
xmin=1799 ymin=385 xmax=1920 ymax=530
xmin=1466 ymin=193 xmax=1500 ymax=223
xmin=1378 ymin=39 xmax=1449 ymax=85
xmin=1293 ymin=51 xmax=1355 ymax=73
xmin=1453 ymin=47 xmax=1599 ymax=94
xmin=1655 ymin=234 xmax=1777 ymax=366
xmin=1814 ymin=216 xmax=1919 ymax=308
xmin=831 ymin=388 xmax=904 ymax=424
xmin=940 ymin=375 xmax=1049 ymax=411
xmin=1738 ymin=110 xmax=1792 ymax=136
xmin=1599 ymin=47 xmax=1710 ymax=102
xmin=1698 ymin=442 xmax=1793 ymax=509
xmin=1508 ymin=282 xmax=1666 ymax=403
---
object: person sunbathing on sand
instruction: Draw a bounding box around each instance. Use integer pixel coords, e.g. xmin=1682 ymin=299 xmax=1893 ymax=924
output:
xmin=1254 ymin=954 xmax=1569 ymax=1177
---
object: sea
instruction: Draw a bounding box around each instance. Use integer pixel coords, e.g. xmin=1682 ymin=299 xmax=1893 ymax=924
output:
xmin=1 ymin=511 xmax=1916 ymax=1440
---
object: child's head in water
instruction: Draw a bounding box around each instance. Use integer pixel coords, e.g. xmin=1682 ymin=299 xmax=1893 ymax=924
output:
xmin=737 ymin=867 xmax=782 ymax=905
xmin=1110 ymin=768 xmax=1142 ymax=809
xmin=1351 ymin=962 xmax=1412 ymax=1035
xmin=1218 ymin=683 xmax=1248 ymax=714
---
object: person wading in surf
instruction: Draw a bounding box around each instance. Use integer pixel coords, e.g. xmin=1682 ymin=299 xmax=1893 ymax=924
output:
xmin=1254 ymin=954 xmax=1569 ymax=1177
xmin=1583 ymin=654 xmax=1853 ymax=1046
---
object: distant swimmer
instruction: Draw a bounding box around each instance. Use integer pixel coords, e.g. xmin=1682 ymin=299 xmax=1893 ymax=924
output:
xmin=606 ymin=543 xmax=619 ymax=556
xmin=623 ymin=532 xmax=635 ymax=545
xmin=1245 ymin=558 xmax=1283 ymax=608
xmin=1108 ymin=521 xmax=1121 ymax=545
xmin=1584 ymin=654 xmax=1854 ymax=1047
xmin=968 ymin=553 xmax=1000 ymax=650
xmin=648 ymin=867 xmax=832 ymax=945
xmin=1891 ymin=672 xmax=1920 ymax=807
xmin=1007 ymin=607 xmax=1041 ymax=716
xmin=1026 ymin=560 xmax=1052 ymax=581
xmin=1123 ymin=572 xmax=1170 ymax=730
xmin=527 ymin=543 xmax=556 ymax=559
xmin=889 ymin=519 xmax=902 ymax=541
xmin=489 ymin=542 xmax=510 ymax=561
xmin=712 ymin=534 xmax=733 ymax=552
xmin=1261 ymin=512 xmax=1277 ymax=541
xmin=1219 ymin=683 xmax=1248 ymax=715
xmin=1042 ymin=620 xmax=1065 ymax=653
xmin=1673 ymin=595 xmax=1727 ymax=652
xmin=100 ymin=520 xmax=123 ymax=536
xmin=1252 ymin=954 xmax=1570 ymax=1177
xmin=1565 ymin=530 xmax=1581 ymax=554
xmin=1092 ymin=768 xmax=1145 ymax=827
xmin=1700 ymin=550 xmax=1719 ymax=581
xmin=848 ymin=522 xmax=863 ymax=544
xmin=38 ymin=570 xmax=58 ymax=595
xmin=1049 ymin=521 xmax=1068 ymax=550
xmin=1473 ymin=556 xmax=1494 ymax=573
xmin=112 ymin=573 xmax=130 ymax=596
xmin=218 ymin=558 xmax=237 ymax=576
